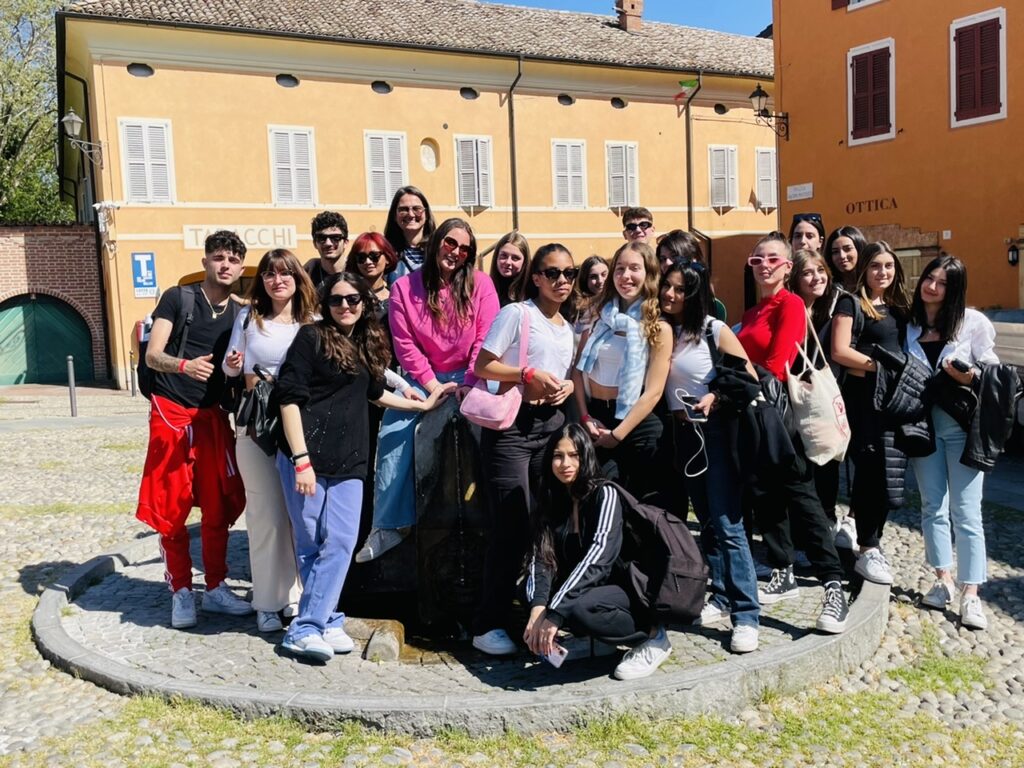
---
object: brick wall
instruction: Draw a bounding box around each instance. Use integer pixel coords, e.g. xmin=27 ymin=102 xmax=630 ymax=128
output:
xmin=0 ymin=225 xmax=109 ymax=380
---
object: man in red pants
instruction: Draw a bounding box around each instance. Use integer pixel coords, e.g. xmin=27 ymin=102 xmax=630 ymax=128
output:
xmin=136 ymin=230 xmax=251 ymax=629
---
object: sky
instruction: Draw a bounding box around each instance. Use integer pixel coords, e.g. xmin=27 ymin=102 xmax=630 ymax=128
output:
xmin=479 ymin=0 xmax=773 ymax=36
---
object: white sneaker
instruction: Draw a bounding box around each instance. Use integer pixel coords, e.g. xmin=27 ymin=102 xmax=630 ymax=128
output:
xmin=324 ymin=627 xmax=355 ymax=654
xmin=730 ymin=625 xmax=759 ymax=654
xmin=854 ymin=549 xmax=893 ymax=585
xmin=281 ymin=633 xmax=334 ymax=662
xmin=960 ymin=593 xmax=988 ymax=630
xmin=834 ymin=517 xmax=857 ymax=550
xmin=171 ymin=588 xmax=197 ymax=629
xmin=694 ymin=601 xmax=729 ymax=627
xmin=472 ymin=628 xmax=518 ymax=656
xmin=202 ymin=583 xmax=254 ymax=615
xmin=920 ymin=579 xmax=954 ymax=610
xmin=613 ymin=628 xmax=672 ymax=680
xmin=354 ymin=528 xmax=409 ymax=563
xmin=257 ymin=610 xmax=283 ymax=633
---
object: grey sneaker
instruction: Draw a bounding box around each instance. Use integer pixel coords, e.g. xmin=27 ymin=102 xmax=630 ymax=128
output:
xmin=960 ymin=593 xmax=988 ymax=630
xmin=171 ymin=588 xmax=197 ymax=629
xmin=694 ymin=600 xmax=730 ymax=627
xmin=257 ymin=610 xmax=283 ymax=633
xmin=854 ymin=549 xmax=893 ymax=585
xmin=758 ymin=565 xmax=799 ymax=605
xmin=281 ymin=633 xmax=333 ymax=662
xmin=816 ymin=581 xmax=849 ymax=634
xmin=202 ymin=583 xmax=254 ymax=615
xmin=730 ymin=624 xmax=759 ymax=654
xmin=355 ymin=527 xmax=409 ymax=563
xmin=921 ymin=579 xmax=954 ymax=610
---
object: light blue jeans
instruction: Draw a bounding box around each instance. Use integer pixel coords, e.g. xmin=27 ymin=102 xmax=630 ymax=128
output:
xmin=910 ymin=407 xmax=987 ymax=585
xmin=372 ymin=369 xmax=465 ymax=529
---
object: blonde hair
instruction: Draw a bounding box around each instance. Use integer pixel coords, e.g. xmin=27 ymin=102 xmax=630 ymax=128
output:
xmin=597 ymin=241 xmax=663 ymax=346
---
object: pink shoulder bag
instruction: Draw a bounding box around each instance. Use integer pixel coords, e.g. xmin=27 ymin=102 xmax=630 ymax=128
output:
xmin=459 ymin=305 xmax=530 ymax=430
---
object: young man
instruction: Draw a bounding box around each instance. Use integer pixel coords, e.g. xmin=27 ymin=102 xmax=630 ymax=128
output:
xmin=621 ymin=206 xmax=656 ymax=246
xmin=136 ymin=230 xmax=251 ymax=629
xmin=305 ymin=211 xmax=349 ymax=294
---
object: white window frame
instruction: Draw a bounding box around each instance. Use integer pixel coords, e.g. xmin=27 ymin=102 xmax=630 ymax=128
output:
xmin=707 ymin=144 xmax=738 ymax=209
xmin=267 ymin=125 xmax=318 ymax=206
xmin=847 ymin=0 xmax=886 ymax=11
xmin=364 ymin=131 xmax=409 ymax=208
xmin=551 ymin=139 xmax=587 ymax=209
xmin=846 ymin=37 xmax=897 ymax=147
xmin=453 ymin=135 xmax=494 ymax=208
xmin=118 ymin=118 xmax=176 ymax=204
xmin=754 ymin=147 xmax=778 ymax=210
xmin=949 ymin=7 xmax=1007 ymax=129
xmin=605 ymin=141 xmax=639 ymax=208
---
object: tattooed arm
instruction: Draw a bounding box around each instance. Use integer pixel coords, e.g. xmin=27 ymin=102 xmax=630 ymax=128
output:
xmin=146 ymin=317 xmax=214 ymax=381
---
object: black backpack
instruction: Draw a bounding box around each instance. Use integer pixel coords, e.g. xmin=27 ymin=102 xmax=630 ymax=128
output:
xmin=138 ymin=286 xmax=196 ymax=400
xmin=611 ymin=481 xmax=709 ymax=624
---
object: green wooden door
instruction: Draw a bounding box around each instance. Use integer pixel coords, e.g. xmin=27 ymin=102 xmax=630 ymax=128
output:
xmin=0 ymin=295 xmax=94 ymax=385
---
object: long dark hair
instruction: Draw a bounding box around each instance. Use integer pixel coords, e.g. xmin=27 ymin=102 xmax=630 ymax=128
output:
xmin=420 ymin=218 xmax=478 ymax=323
xmin=824 ymin=225 xmax=867 ymax=286
xmin=245 ymin=249 xmax=318 ymax=330
xmin=788 ymin=213 xmax=826 ymax=246
xmin=316 ymin=272 xmax=390 ymax=380
xmin=532 ymin=424 xmax=606 ymax=569
xmin=911 ymin=254 xmax=968 ymax=342
xmin=524 ymin=242 xmax=573 ymax=302
xmin=383 ymin=185 xmax=436 ymax=254
xmin=855 ymin=241 xmax=911 ymax=321
xmin=661 ymin=258 xmax=710 ymax=341
xmin=489 ymin=231 xmax=532 ymax=306
xmin=787 ymin=249 xmax=840 ymax=330
xmin=657 ymin=229 xmax=704 ymax=263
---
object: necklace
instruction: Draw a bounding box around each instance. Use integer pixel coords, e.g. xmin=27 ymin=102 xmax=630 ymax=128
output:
xmin=200 ymin=286 xmax=229 ymax=319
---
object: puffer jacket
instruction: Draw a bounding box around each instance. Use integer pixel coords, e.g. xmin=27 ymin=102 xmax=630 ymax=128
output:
xmin=963 ymin=363 xmax=1022 ymax=472
xmin=872 ymin=345 xmax=931 ymax=426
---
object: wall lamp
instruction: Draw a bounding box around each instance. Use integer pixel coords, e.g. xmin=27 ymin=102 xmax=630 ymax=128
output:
xmin=61 ymin=109 xmax=104 ymax=168
xmin=1009 ymin=243 xmax=1020 ymax=267
xmin=749 ymin=84 xmax=789 ymax=140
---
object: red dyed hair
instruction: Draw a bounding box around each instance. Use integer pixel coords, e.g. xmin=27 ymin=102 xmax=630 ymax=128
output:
xmin=345 ymin=231 xmax=398 ymax=273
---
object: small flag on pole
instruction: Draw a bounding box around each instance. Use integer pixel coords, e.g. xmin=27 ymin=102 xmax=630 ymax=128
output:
xmin=674 ymin=79 xmax=699 ymax=102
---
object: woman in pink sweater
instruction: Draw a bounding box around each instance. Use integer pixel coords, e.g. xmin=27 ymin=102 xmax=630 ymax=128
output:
xmin=355 ymin=219 xmax=499 ymax=563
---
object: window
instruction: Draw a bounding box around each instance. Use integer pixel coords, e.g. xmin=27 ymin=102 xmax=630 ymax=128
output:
xmin=454 ymin=136 xmax=493 ymax=207
xmin=707 ymin=145 xmax=737 ymax=208
xmin=119 ymin=119 xmax=174 ymax=203
xmin=605 ymin=142 xmax=638 ymax=208
xmin=847 ymin=38 xmax=895 ymax=145
xmin=755 ymin=147 xmax=777 ymax=210
xmin=551 ymin=140 xmax=586 ymax=208
xmin=268 ymin=127 xmax=316 ymax=205
xmin=364 ymin=132 xmax=408 ymax=207
xmin=951 ymin=8 xmax=1006 ymax=127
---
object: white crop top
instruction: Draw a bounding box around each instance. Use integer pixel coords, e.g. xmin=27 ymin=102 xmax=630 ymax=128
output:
xmin=664 ymin=317 xmax=724 ymax=408
xmin=222 ymin=307 xmax=302 ymax=378
xmin=481 ymin=300 xmax=575 ymax=377
xmin=587 ymin=332 xmax=627 ymax=388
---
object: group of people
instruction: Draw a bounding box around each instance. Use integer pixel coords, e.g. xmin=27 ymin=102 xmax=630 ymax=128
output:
xmin=136 ymin=187 xmax=1008 ymax=682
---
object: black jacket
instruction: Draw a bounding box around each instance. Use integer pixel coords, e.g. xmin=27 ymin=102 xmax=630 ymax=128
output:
xmin=963 ymin=363 xmax=1022 ymax=472
xmin=872 ymin=345 xmax=931 ymax=426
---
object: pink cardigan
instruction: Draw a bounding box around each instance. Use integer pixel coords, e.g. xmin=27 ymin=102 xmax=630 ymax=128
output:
xmin=389 ymin=270 xmax=499 ymax=389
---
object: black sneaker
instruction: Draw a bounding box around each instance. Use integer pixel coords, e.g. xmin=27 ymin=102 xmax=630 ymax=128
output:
xmin=757 ymin=565 xmax=799 ymax=605
xmin=816 ymin=581 xmax=849 ymax=634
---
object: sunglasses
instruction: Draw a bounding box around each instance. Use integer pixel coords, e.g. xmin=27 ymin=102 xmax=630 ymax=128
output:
xmin=314 ymin=233 xmax=347 ymax=245
xmin=327 ymin=293 xmax=363 ymax=308
xmin=261 ymin=270 xmax=295 ymax=281
xmin=354 ymin=251 xmax=383 ymax=265
xmin=540 ymin=267 xmax=579 ymax=282
xmin=442 ymin=236 xmax=472 ymax=257
xmin=791 ymin=213 xmax=822 ymax=225
xmin=397 ymin=205 xmax=425 ymax=216
xmin=747 ymin=255 xmax=789 ymax=268
xmin=624 ymin=221 xmax=653 ymax=233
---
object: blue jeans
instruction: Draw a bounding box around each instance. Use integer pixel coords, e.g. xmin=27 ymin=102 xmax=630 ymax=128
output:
xmin=910 ymin=407 xmax=987 ymax=585
xmin=372 ymin=369 xmax=465 ymax=530
xmin=678 ymin=414 xmax=760 ymax=628
xmin=276 ymin=452 xmax=362 ymax=641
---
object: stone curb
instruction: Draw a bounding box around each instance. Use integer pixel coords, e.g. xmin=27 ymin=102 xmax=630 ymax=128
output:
xmin=33 ymin=532 xmax=890 ymax=736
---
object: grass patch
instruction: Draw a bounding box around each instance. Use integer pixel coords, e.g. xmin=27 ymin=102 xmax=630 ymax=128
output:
xmin=0 ymin=502 xmax=135 ymax=518
xmin=889 ymin=622 xmax=990 ymax=695
xmin=38 ymin=459 xmax=68 ymax=470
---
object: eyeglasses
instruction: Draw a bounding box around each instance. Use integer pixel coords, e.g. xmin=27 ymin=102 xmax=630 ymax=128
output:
xmin=624 ymin=221 xmax=654 ymax=233
xmin=327 ymin=293 xmax=363 ymax=308
xmin=791 ymin=213 xmax=822 ymax=225
xmin=540 ymin=267 xmax=579 ymax=282
xmin=354 ymin=251 xmax=383 ymax=265
xmin=314 ymin=233 xmax=347 ymax=245
xmin=397 ymin=205 xmax=425 ymax=216
xmin=261 ymin=270 xmax=295 ymax=281
xmin=747 ymin=255 xmax=789 ymax=268
xmin=441 ymin=236 xmax=472 ymax=257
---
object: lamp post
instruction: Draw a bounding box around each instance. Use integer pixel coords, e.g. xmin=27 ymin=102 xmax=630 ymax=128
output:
xmin=749 ymin=84 xmax=790 ymax=141
xmin=61 ymin=109 xmax=104 ymax=168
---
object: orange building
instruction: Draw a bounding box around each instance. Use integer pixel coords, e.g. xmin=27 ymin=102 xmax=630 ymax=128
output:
xmin=773 ymin=0 xmax=1022 ymax=309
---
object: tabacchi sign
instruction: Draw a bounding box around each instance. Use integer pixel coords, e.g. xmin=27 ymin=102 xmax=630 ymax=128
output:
xmin=844 ymin=198 xmax=898 ymax=215
xmin=183 ymin=225 xmax=297 ymax=250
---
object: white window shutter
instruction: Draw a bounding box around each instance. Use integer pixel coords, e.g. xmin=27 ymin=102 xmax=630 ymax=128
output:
xmin=146 ymin=124 xmax=170 ymax=202
xmin=607 ymin=144 xmax=626 ymax=207
xmin=709 ymin=146 xmax=727 ymax=207
xmin=386 ymin=136 xmax=405 ymax=200
xmin=123 ymin=124 xmax=149 ymax=201
xmin=121 ymin=120 xmax=173 ymax=203
xmin=569 ymin=143 xmax=585 ymax=206
xmin=271 ymin=130 xmax=294 ymax=203
xmin=366 ymin=135 xmax=387 ymax=207
xmin=756 ymin=148 xmax=777 ymax=209
xmin=727 ymin=146 xmax=739 ymax=207
xmin=292 ymin=131 xmax=313 ymax=205
xmin=626 ymin=143 xmax=638 ymax=206
xmin=456 ymin=138 xmax=478 ymax=206
xmin=553 ymin=142 xmax=570 ymax=207
xmin=477 ymin=138 xmax=493 ymax=207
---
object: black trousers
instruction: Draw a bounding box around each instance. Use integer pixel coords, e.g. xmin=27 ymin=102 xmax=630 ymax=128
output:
xmin=474 ymin=404 xmax=564 ymax=635
xmin=813 ymin=459 xmax=841 ymax=524
xmin=587 ymin=398 xmax=664 ymax=501
xmin=560 ymin=585 xmax=649 ymax=647
xmin=844 ymin=375 xmax=890 ymax=549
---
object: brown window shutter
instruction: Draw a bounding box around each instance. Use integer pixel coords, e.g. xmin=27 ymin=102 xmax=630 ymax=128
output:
xmin=832 ymin=0 xmax=849 ymax=9
xmin=851 ymin=52 xmax=871 ymax=138
xmin=955 ymin=24 xmax=979 ymax=120
xmin=978 ymin=19 xmax=1001 ymax=114
xmin=871 ymin=48 xmax=891 ymax=132
xmin=956 ymin=18 xmax=1002 ymax=121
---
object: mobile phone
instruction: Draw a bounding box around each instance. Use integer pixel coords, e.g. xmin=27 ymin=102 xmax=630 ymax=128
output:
xmin=543 ymin=643 xmax=568 ymax=668
xmin=950 ymin=358 xmax=971 ymax=373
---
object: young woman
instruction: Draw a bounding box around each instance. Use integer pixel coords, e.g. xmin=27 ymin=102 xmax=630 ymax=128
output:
xmin=524 ymin=424 xmax=672 ymax=680
xmin=824 ymin=226 xmax=867 ymax=293
xmin=660 ymin=259 xmax=761 ymax=653
xmin=655 ymin=229 xmax=703 ymax=274
xmin=572 ymin=242 xmax=673 ymax=500
xmin=907 ymin=255 xmax=997 ymax=629
xmin=344 ymin=231 xmax=397 ymax=309
xmin=471 ymin=244 xmax=578 ymax=656
xmin=489 ymin=231 xmax=532 ymax=307
xmin=274 ymin=273 xmax=446 ymax=660
xmin=737 ymin=233 xmax=849 ymax=634
xmin=222 ymin=249 xmax=318 ymax=633
xmin=577 ymin=255 xmax=609 ymax=299
xmin=356 ymin=218 xmax=500 ymax=563
xmin=831 ymin=241 xmax=911 ymax=586
xmin=383 ymin=185 xmax=436 ymax=285
xmin=789 ymin=213 xmax=826 ymax=255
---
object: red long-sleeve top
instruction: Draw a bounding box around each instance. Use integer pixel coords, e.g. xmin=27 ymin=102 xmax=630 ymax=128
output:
xmin=737 ymin=288 xmax=805 ymax=381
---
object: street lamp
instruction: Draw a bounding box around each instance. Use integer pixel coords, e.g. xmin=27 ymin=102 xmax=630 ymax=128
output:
xmin=749 ymin=84 xmax=790 ymax=140
xmin=61 ymin=109 xmax=104 ymax=168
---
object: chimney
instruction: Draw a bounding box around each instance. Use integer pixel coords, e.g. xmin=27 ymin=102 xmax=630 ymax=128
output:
xmin=615 ymin=0 xmax=643 ymax=33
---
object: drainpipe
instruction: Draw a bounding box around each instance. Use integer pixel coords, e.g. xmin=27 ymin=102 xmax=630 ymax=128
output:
xmin=507 ymin=56 xmax=524 ymax=232
xmin=683 ymin=71 xmax=702 ymax=234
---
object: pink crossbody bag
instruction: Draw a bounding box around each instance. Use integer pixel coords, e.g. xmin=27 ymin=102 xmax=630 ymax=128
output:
xmin=459 ymin=305 xmax=530 ymax=431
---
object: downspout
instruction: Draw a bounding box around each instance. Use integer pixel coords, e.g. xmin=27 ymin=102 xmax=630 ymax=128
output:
xmin=682 ymin=73 xmax=713 ymax=274
xmin=507 ymin=56 xmax=523 ymax=232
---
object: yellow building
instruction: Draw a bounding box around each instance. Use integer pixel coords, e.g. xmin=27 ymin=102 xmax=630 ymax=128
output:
xmin=58 ymin=0 xmax=779 ymax=387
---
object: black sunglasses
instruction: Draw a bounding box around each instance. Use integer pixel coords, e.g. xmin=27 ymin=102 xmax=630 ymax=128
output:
xmin=791 ymin=213 xmax=822 ymax=225
xmin=314 ymin=233 xmax=347 ymax=244
xmin=354 ymin=251 xmax=383 ymax=264
xmin=624 ymin=221 xmax=653 ymax=232
xmin=327 ymin=293 xmax=363 ymax=308
xmin=540 ymin=267 xmax=579 ymax=282
xmin=442 ymin=236 xmax=472 ymax=257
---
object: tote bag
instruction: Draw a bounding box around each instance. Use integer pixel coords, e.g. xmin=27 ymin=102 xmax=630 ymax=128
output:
xmin=785 ymin=317 xmax=850 ymax=465
xmin=459 ymin=305 xmax=530 ymax=431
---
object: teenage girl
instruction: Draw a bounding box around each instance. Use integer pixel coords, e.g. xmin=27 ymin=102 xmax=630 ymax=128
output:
xmin=489 ymin=231 xmax=532 ymax=307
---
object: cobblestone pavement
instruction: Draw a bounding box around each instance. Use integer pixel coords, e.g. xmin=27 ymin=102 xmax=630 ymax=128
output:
xmin=1 ymin=389 xmax=1023 ymax=766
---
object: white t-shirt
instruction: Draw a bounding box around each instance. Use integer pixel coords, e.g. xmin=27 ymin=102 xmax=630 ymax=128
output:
xmin=665 ymin=317 xmax=724 ymax=408
xmin=482 ymin=300 xmax=575 ymax=378
xmin=223 ymin=306 xmax=302 ymax=377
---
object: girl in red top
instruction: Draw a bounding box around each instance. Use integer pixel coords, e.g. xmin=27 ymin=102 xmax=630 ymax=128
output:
xmin=737 ymin=232 xmax=849 ymax=635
